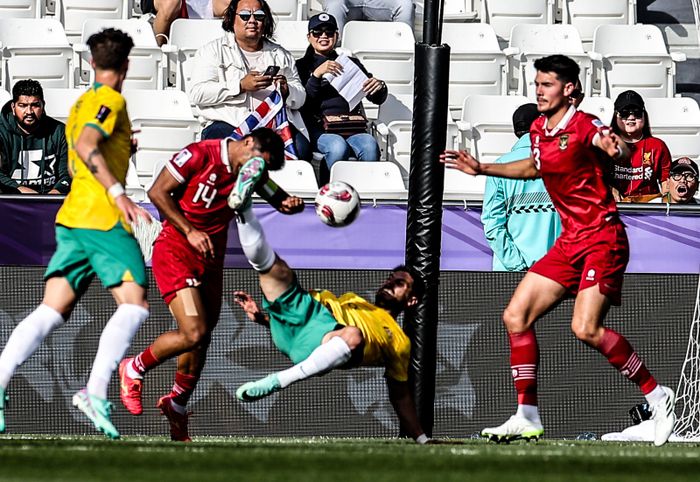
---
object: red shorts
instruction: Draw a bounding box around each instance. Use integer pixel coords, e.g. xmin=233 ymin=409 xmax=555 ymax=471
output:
xmin=151 ymin=228 xmax=224 ymax=310
xmin=529 ymin=219 xmax=629 ymax=305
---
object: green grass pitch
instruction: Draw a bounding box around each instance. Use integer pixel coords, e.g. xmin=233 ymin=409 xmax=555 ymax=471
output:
xmin=1 ymin=435 xmax=699 ymax=482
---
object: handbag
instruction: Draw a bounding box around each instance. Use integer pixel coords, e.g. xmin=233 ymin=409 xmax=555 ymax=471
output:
xmin=322 ymin=113 xmax=367 ymax=138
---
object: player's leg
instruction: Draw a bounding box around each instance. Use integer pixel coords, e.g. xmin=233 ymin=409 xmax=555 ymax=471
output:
xmin=0 ymin=277 xmax=73 ymax=433
xmin=121 ymin=287 xmax=209 ymax=414
xmin=157 ymin=279 xmax=222 ymax=442
xmin=572 ymin=234 xmax=675 ymax=446
xmin=237 ymin=327 xmax=361 ymax=401
xmin=235 ymin=204 xmax=293 ymax=302
xmin=73 ymin=226 xmax=149 ymax=439
xmin=227 ymin=156 xmax=267 ymax=211
xmin=0 ymin=225 xmax=91 ymax=433
xmin=482 ymin=269 xmax=568 ymax=443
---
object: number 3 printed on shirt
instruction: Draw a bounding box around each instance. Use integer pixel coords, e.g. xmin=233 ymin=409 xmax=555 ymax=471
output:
xmin=533 ymin=135 xmax=542 ymax=170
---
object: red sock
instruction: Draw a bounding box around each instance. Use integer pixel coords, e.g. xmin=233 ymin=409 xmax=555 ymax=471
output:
xmin=597 ymin=328 xmax=657 ymax=395
xmin=509 ymin=329 xmax=539 ymax=406
xmin=170 ymin=372 xmax=198 ymax=407
xmin=132 ymin=346 xmax=160 ymax=375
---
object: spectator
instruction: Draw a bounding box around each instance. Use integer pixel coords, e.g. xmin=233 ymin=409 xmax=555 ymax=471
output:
xmin=295 ymin=13 xmax=386 ymax=177
xmin=650 ymin=157 xmax=698 ymax=204
xmin=141 ymin=0 xmax=230 ymax=46
xmin=609 ymin=90 xmax=671 ymax=203
xmin=324 ymin=0 xmax=414 ymax=41
xmin=188 ymin=0 xmax=308 ymax=151
xmin=481 ymin=103 xmax=561 ymax=271
xmin=0 ymin=79 xmax=70 ymax=195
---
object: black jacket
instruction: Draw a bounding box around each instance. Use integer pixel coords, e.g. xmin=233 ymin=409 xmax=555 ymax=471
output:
xmin=0 ymin=100 xmax=70 ymax=194
xmin=295 ymin=46 xmax=388 ymax=132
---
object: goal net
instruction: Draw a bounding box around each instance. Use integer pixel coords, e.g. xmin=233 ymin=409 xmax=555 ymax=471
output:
xmin=673 ymin=272 xmax=700 ymax=440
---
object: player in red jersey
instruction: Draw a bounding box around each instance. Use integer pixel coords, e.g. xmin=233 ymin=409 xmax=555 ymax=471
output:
xmin=118 ymin=128 xmax=302 ymax=441
xmin=441 ymin=55 xmax=676 ymax=446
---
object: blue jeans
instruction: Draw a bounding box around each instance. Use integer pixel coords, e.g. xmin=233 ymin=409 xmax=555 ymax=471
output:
xmin=314 ymin=132 xmax=379 ymax=170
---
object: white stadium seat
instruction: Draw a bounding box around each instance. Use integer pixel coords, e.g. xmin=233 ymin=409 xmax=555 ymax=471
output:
xmin=457 ymin=94 xmax=529 ymax=163
xmin=122 ymin=89 xmax=200 ymax=186
xmin=414 ymin=0 xmax=479 ymax=26
xmin=0 ymin=18 xmax=74 ymax=89
xmin=342 ymin=21 xmax=415 ymax=97
xmin=125 ymin=160 xmax=146 ymax=202
xmin=268 ymin=0 xmax=307 ymax=21
xmin=561 ymin=0 xmax=636 ymax=49
xmin=41 ymin=87 xmax=85 ymax=123
xmin=645 ymin=97 xmax=700 ymax=161
xmin=269 ymin=160 xmax=318 ymax=197
xmin=442 ymin=23 xmax=510 ymax=120
xmin=508 ymin=24 xmax=595 ymax=99
xmin=443 ymin=167 xmax=487 ymax=203
xmin=0 ymin=0 xmax=41 ymax=18
xmin=577 ymin=96 xmax=615 ymax=124
xmin=330 ymin=160 xmax=408 ymax=202
xmin=480 ymin=0 xmax=556 ymax=46
xmin=77 ymin=19 xmax=166 ymax=90
xmin=592 ymin=24 xmax=687 ymax=99
xmin=274 ymin=21 xmax=310 ymax=59
xmin=59 ymin=0 xmax=130 ymax=43
xmin=0 ymin=88 xmax=11 ymax=107
xmin=167 ymin=18 xmax=224 ymax=92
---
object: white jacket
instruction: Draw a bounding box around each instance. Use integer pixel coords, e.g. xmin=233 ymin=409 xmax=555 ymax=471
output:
xmin=188 ymin=32 xmax=308 ymax=139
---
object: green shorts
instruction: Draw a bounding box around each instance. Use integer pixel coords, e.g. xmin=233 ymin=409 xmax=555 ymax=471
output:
xmin=45 ymin=224 xmax=148 ymax=296
xmin=263 ymin=278 xmax=339 ymax=364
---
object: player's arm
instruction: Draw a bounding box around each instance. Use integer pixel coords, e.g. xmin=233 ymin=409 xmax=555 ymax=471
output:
xmin=147 ymin=167 xmax=215 ymax=258
xmin=385 ymin=377 xmax=429 ymax=444
xmin=233 ymin=291 xmax=270 ymax=327
xmin=74 ymin=125 xmax=148 ymax=223
xmin=593 ymin=131 xmax=630 ymax=161
xmin=255 ymin=177 xmax=305 ymax=214
xmin=440 ymin=150 xmax=540 ymax=180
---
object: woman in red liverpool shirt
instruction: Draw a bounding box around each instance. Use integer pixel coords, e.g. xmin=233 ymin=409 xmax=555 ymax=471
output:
xmin=609 ymin=90 xmax=671 ymax=202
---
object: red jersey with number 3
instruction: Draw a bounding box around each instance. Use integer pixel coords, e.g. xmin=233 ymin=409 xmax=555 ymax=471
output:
xmin=530 ymin=107 xmax=618 ymax=241
xmin=162 ymin=139 xmax=237 ymax=244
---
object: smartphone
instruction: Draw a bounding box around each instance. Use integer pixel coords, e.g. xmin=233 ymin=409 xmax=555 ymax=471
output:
xmin=263 ymin=65 xmax=280 ymax=77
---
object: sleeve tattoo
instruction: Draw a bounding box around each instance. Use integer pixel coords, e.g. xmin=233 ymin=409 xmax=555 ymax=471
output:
xmin=84 ymin=148 xmax=100 ymax=174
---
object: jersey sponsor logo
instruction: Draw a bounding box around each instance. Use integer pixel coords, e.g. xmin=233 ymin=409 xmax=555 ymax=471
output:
xmin=95 ymin=105 xmax=111 ymax=123
xmin=185 ymin=277 xmax=201 ymax=287
xmin=207 ymin=173 xmax=218 ymax=184
xmin=559 ymin=134 xmax=569 ymax=151
xmin=586 ymin=268 xmax=596 ymax=281
xmin=173 ymin=149 xmax=193 ymax=167
xmin=644 ymin=165 xmax=653 ymax=180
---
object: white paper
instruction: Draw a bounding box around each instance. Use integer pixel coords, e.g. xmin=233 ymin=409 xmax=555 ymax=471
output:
xmin=324 ymin=54 xmax=369 ymax=111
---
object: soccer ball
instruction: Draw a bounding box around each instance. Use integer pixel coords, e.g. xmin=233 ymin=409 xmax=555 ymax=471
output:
xmin=315 ymin=181 xmax=361 ymax=227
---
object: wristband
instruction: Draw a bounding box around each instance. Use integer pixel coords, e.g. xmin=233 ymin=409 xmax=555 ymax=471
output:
xmin=108 ymin=183 xmax=126 ymax=200
xmin=415 ymin=434 xmax=429 ymax=444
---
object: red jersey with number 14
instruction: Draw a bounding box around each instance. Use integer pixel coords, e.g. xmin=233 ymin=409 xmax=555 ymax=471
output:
xmin=162 ymin=139 xmax=237 ymax=244
xmin=530 ymin=107 xmax=618 ymax=241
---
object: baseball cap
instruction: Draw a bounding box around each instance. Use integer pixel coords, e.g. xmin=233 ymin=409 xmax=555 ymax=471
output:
xmin=670 ymin=157 xmax=699 ymax=176
xmin=308 ymin=13 xmax=338 ymax=32
xmin=512 ymin=103 xmax=540 ymax=137
xmin=614 ymin=90 xmax=645 ymax=112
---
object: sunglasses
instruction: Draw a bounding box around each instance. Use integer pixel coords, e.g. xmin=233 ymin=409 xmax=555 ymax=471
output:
xmin=617 ymin=109 xmax=644 ymax=119
xmin=671 ymin=172 xmax=698 ymax=182
xmin=237 ymin=9 xmax=266 ymax=22
xmin=310 ymin=28 xmax=337 ymax=38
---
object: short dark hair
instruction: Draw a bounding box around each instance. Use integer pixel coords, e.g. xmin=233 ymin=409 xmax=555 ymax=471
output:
xmin=87 ymin=28 xmax=134 ymax=71
xmin=533 ymin=55 xmax=580 ymax=86
xmin=222 ymin=0 xmax=276 ymax=39
xmin=12 ymin=79 xmax=43 ymax=103
xmin=392 ymin=264 xmax=425 ymax=302
xmin=244 ymin=127 xmax=285 ymax=170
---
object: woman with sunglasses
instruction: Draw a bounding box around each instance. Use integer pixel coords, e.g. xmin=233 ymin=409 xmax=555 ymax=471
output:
xmin=608 ymin=90 xmax=671 ymax=203
xmin=189 ymin=0 xmax=308 ymax=150
xmin=295 ymin=13 xmax=388 ymax=181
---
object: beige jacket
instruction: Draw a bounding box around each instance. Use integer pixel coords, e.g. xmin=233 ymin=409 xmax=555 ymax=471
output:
xmin=188 ymin=32 xmax=308 ymax=138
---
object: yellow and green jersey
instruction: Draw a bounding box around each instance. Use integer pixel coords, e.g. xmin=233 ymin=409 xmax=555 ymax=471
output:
xmin=311 ymin=290 xmax=411 ymax=382
xmin=57 ymin=83 xmax=132 ymax=231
